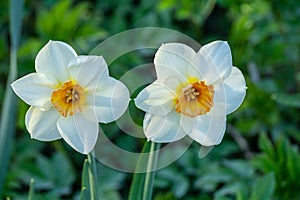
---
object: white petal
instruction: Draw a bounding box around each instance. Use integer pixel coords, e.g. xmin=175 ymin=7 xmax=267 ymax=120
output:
xmin=223 ymin=67 xmax=247 ymax=114
xmin=157 ymin=75 xmax=185 ymax=92
xmin=197 ymin=41 xmax=232 ymax=84
xmin=154 ymin=43 xmax=200 ymax=87
xmin=25 ymin=106 xmax=61 ymax=141
xmin=35 ymin=40 xmax=77 ymax=82
xmin=57 ymin=108 xmax=98 ymax=154
xmin=143 ymin=111 xmax=186 ymax=143
xmin=88 ymin=77 xmax=130 ymax=123
xmin=181 ymin=103 xmax=227 ymax=146
xmin=11 ymin=73 xmax=56 ymax=109
xmin=135 ymin=81 xmax=175 ymax=116
xmin=68 ymin=56 xmax=109 ymax=88
xmin=211 ymin=80 xmax=226 ymax=112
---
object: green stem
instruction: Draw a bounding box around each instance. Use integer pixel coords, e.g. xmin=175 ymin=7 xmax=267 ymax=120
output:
xmin=28 ymin=179 xmax=35 ymax=200
xmin=142 ymin=142 xmax=160 ymax=200
xmin=87 ymin=153 xmax=98 ymax=200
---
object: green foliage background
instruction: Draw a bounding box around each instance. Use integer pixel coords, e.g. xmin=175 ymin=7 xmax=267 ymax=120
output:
xmin=1 ymin=0 xmax=300 ymax=199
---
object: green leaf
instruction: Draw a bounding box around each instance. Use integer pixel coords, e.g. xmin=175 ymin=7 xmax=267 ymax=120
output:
xmin=223 ymin=159 xmax=255 ymax=178
xmin=250 ymin=173 xmax=275 ymax=200
xmin=272 ymin=93 xmax=300 ymax=108
xmin=156 ymin=167 xmax=190 ymax=198
xmin=287 ymin=143 xmax=300 ymax=180
xmin=30 ymin=152 xmax=75 ymax=194
xmin=236 ymin=188 xmax=247 ymax=200
xmin=52 ymin=152 xmax=75 ymax=186
xmin=97 ymin=165 xmax=125 ymax=199
xmin=258 ymin=134 xmax=274 ymax=158
xmin=215 ymin=182 xmax=243 ymax=197
xmin=36 ymin=0 xmax=105 ymax=43
xmin=194 ymin=171 xmax=233 ymax=192
xmin=10 ymin=0 xmax=23 ymax=48
xmin=100 ymin=190 xmax=122 ymax=200
xmin=0 ymin=0 xmax=23 ymax=196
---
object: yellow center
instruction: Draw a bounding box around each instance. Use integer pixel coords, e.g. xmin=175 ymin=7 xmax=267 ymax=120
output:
xmin=175 ymin=77 xmax=214 ymax=118
xmin=51 ymin=80 xmax=86 ymax=117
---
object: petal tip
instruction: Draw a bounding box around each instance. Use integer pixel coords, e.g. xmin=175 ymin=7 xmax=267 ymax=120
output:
xmin=198 ymin=145 xmax=214 ymax=158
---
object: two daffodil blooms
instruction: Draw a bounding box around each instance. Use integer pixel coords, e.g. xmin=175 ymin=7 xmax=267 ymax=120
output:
xmin=12 ymin=40 xmax=246 ymax=154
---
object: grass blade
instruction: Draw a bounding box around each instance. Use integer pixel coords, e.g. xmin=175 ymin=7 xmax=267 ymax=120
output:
xmin=0 ymin=0 xmax=24 ymax=196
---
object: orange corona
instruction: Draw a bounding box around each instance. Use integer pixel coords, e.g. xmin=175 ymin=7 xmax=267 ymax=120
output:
xmin=175 ymin=79 xmax=214 ymax=118
xmin=51 ymin=81 xmax=86 ymax=117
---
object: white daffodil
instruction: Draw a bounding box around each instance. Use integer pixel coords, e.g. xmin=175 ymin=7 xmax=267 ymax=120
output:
xmin=11 ymin=40 xmax=129 ymax=154
xmin=135 ymin=41 xmax=246 ymax=146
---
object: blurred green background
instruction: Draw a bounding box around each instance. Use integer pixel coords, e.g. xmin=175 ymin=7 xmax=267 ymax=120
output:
xmin=1 ymin=0 xmax=300 ymax=199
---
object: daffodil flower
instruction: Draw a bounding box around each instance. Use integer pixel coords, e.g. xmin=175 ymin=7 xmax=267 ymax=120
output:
xmin=11 ymin=40 xmax=130 ymax=154
xmin=135 ymin=41 xmax=246 ymax=146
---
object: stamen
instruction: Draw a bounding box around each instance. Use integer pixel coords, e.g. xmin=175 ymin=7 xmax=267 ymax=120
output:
xmin=183 ymin=85 xmax=200 ymax=102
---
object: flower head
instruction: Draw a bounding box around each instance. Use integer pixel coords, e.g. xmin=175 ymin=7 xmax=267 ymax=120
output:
xmin=135 ymin=41 xmax=246 ymax=146
xmin=11 ymin=40 xmax=130 ymax=154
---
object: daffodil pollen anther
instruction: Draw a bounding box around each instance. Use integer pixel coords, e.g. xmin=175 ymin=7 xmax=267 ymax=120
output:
xmin=175 ymin=80 xmax=214 ymax=118
xmin=51 ymin=80 xmax=86 ymax=117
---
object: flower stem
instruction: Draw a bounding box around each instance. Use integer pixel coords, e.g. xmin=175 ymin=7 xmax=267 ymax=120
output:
xmin=87 ymin=153 xmax=98 ymax=200
xmin=142 ymin=142 xmax=160 ymax=200
xmin=28 ymin=179 xmax=35 ymax=200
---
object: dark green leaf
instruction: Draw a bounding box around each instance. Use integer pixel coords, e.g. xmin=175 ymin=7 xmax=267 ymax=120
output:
xmin=250 ymin=173 xmax=275 ymax=200
xmin=272 ymin=93 xmax=300 ymax=108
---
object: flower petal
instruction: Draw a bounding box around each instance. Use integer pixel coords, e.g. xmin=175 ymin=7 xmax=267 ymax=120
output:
xmin=57 ymin=107 xmax=98 ymax=154
xmin=213 ymin=67 xmax=246 ymax=115
xmin=25 ymin=106 xmax=61 ymax=141
xmin=157 ymin=75 xmax=185 ymax=93
xmin=197 ymin=41 xmax=232 ymax=84
xmin=35 ymin=40 xmax=77 ymax=82
xmin=135 ymin=81 xmax=175 ymax=116
xmin=68 ymin=56 xmax=109 ymax=88
xmin=181 ymin=103 xmax=226 ymax=146
xmin=88 ymin=77 xmax=130 ymax=123
xmin=223 ymin=67 xmax=247 ymax=114
xmin=154 ymin=43 xmax=200 ymax=89
xmin=143 ymin=111 xmax=186 ymax=143
xmin=11 ymin=73 xmax=56 ymax=109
